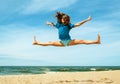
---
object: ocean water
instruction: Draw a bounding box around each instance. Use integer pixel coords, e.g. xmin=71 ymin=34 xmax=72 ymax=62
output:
xmin=0 ymin=66 xmax=120 ymax=75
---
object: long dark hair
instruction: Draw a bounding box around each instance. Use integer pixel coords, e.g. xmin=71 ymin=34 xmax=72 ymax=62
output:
xmin=55 ymin=12 xmax=70 ymax=25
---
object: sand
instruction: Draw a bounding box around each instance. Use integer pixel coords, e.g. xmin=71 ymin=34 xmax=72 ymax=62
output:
xmin=0 ymin=70 xmax=120 ymax=84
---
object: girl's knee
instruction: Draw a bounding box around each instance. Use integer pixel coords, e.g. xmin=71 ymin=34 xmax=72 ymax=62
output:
xmin=48 ymin=41 xmax=53 ymax=45
xmin=74 ymin=40 xmax=84 ymax=43
xmin=48 ymin=41 xmax=59 ymax=45
xmin=69 ymin=40 xmax=85 ymax=45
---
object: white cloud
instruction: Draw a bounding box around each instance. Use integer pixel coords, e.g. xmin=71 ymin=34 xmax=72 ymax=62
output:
xmin=0 ymin=24 xmax=58 ymax=60
xmin=0 ymin=0 xmax=29 ymax=22
xmin=1 ymin=19 xmax=120 ymax=61
xmin=21 ymin=0 xmax=77 ymax=15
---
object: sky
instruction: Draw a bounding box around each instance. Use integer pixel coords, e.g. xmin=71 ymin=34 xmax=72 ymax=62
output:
xmin=0 ymin=0 xmax=120 ymax=66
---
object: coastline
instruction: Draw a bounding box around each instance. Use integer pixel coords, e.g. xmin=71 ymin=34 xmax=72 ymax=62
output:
xmin=0 ymin=70 xmax=120 ymax=84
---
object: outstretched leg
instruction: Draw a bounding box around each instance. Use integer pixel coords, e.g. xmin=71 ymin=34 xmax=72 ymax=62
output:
xmin=68 ymin=34 xmax=100 ymax=46
xmin=32 ymin=36 xmax=63 ymax=47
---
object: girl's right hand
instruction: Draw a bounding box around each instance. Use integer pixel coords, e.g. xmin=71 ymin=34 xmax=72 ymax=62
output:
xmin=46 ymin=21 xmax=54 ymax=26
xmin=46 ymin=21 xmax=50 ymax=25
xmin=87 ymin=16 xmax=92 ymax=21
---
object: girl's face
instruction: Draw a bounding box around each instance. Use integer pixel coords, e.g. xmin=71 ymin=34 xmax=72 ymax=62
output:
xmin=61 ymin=16 xmax=69 ymax=25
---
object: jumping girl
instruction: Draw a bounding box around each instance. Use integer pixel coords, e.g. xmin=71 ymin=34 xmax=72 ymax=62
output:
xmin=33 ymin=12 xmax=100 ymax=47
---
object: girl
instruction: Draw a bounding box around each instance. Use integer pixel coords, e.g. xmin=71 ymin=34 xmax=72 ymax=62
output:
xmin=33 ymin=12 xmax=100 ymax=47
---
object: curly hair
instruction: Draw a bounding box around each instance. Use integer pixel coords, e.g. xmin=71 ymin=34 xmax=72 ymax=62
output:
xmin=55 ymin=12 xmax=70 ymax=25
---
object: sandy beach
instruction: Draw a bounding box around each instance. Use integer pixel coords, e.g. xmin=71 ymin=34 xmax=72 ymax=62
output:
xmin=0 ymin=70 xmax=120 ymax=84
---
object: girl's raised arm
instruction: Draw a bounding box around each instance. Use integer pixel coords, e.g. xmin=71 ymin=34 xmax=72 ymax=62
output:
xmin=74 ymin=16 xmax=92 ymax=28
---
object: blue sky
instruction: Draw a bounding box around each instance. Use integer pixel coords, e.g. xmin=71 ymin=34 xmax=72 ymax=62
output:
xmin=0 ymin=0 xmax=120 ymax=66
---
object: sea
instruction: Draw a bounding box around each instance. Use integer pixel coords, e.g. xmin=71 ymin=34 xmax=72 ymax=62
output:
xmin=0 ymin=66 xmax=120 ymax=75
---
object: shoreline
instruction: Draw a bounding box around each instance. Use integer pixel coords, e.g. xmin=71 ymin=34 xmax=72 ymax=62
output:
xmin=0 ymin=70 xmax=120 ymax=84
xmin=0 ymin=70 xmax=119 ymax=76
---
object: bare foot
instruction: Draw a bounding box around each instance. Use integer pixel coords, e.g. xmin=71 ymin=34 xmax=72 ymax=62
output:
xmin=97 ymin=34 xmax=101 ymax=44
xmin=32 ymin=36 xmax=38 ymax=45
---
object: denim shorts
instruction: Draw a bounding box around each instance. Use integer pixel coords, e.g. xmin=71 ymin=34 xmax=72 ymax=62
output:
xmin=60 ymin=40 xmax=71 ymax=46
